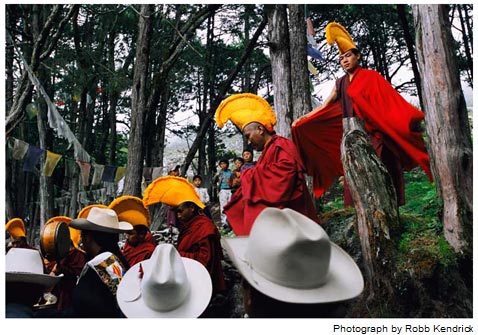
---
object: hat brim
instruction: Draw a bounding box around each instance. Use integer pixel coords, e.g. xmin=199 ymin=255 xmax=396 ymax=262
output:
xmin=70 ymin=218 xmax=133 ymax=233
xmin=116 ymin=257 xmax=212 ymax=318
xmin=6 ymin=272 xmax=63 ymax=287
xmin=222 ymin=237 xmax=364 ymax=304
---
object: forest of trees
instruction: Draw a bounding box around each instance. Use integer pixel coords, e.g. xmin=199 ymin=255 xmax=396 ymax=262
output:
xmin=4 ymin=4 xmax=473 ymax=317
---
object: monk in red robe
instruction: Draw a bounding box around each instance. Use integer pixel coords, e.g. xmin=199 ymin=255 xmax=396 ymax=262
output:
xmin=215 ymin=93 xmax=318 ymax=236
xmin=175 ymin=201 xmax=226 ymax=294
xmin=109 ymin=196 xmax=157 ymax=267
xmin=49 ymin=244 xmax=86 ymax=311
xmin=122 ymin=227 xmax=157 ymax=267
xmin=292 ymin=22 xmax=432 ymax=206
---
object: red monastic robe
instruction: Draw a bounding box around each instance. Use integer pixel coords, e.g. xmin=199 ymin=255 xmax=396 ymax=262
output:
xmin=224 ymin=135 xmax=318 ymax=236
xmin=122 ymin=231 xmax=157 ymax=267
xmin=52 ymin=247 xmax=87 ymax=311
xmin=292 ymin=67 xmax=432 ymax=200
xmin=177 ymin=215 xmax=226 ymax=294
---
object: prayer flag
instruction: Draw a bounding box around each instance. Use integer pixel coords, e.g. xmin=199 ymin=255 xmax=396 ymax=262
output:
xmin=76 ymin=161 xmax=91 ymax=186
xmin=92 ymin=163 xmax=105 ymax=185
xmin=114 ymin=166 xmax=126 ymax=184
xmin=42 ymin=150 xmax=62 ymax=177
xmin=10 ymin=138 xmax=29 ymax=160
xmin=102 ymin=165 xmax=117 ymax=183
xmin=23 ymin=145 xmax=44 ymax=172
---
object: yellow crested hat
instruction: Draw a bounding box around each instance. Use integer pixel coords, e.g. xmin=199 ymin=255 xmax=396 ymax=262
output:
xmin=5 ymin=218 xmax=26 ymax=239
xmin=77 ymin=204 xmax=108 ymax=219
xmin=143 ymin=176 xmax=205 ymax=209
xmin=215 ymin=93 xmax=277 ymax=132
xmin=325 ymin=22 xmax=357 ymax=55
xmin=45 ymin=216 xmax=80 ymax=248
xmin=108 ymin=196 xmax=151 ymax=228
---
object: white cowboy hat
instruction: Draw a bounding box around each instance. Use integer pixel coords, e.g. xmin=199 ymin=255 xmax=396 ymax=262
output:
xmin=6 ymin=248 xmax=63 ymax=287
xmin=116 ymin=243 xmax=212 ymax=318
xmin=222 ymin=207 xmax=364 ymax=304
xmin=70 ymin=207 xmax=133 ymax=233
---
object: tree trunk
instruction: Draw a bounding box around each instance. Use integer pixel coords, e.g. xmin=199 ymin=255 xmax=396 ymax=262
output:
xmin=412 ymin=4 xmax=473 ymax=255
xmin=123 ymin=4 xmax=152 ymax=196
xmin=288 ymin=4 xmax=312 ymax=120
xmin=341 ymin=118 xmax=400 ymax=304
xmin=266 ymin=5 xmax=293 ymax=138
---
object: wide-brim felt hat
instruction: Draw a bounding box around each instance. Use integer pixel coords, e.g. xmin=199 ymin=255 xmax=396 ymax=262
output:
xmin=77 ymin=204 xmax=108 ymax=219
xmin=70 ymin=207 xmax=133 ymax=233
xmin=215 ymin=93 xmax=277 ymax=132
xmin=6 ymin=248 xmax=63 ymax=287
xmin=117 ymin=244 xmax=212 ymax=318
xmin=143 ymin=176 xmax=205 ymax=209
xmin=222 ymin=207 xmax=364 ymax=304
xmin=109 ymin=196 xmax=151 ymax=228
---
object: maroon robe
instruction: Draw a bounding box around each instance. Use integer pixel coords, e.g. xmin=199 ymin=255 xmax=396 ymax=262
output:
xmin=177 ymin=215 xmax=226 ymax=294
xmin=51 ymin=247 xmax=87 ymax=311
xmin=224 ymin=135 xmax=318 ymax=236
xmin=292 ymin=67 xmax=432 ymax=201
xmin=122 ymin=231 xmax=157 ymax=267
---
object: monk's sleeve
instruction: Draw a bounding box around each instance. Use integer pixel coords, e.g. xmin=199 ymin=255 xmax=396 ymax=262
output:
xmin=241 ymin=147 xmax=299 ymax=205
xmin=178 ymin=237 xmax=212 ymax=268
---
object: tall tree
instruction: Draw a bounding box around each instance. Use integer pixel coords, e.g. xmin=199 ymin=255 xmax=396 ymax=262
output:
xmin=265 ymin=5 xmax=293 ymax=138
xmin=123 ymin=4 xmax=153 ymax=196
xmin=412 ymin=4 xmax=472 ymax=256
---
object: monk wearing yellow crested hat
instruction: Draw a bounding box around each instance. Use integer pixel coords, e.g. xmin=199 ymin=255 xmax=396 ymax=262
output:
xmin=292 ymin=22 xmax=432 ymax=207
xmin=5 ymin=218 xmax=36 ymax=251
xmin=215 ymin=93 xmax=319 ymax=236
xmin=41 ymin=216 xmax=86 ymax=314
xmin=143 ymin=176 xmax=226 ymax=295
xmin=108 ymin=196 xmax=157 ymax=267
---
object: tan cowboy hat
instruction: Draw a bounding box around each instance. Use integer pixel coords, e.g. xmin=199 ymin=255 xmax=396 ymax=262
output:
xmin=70 ymin=207 xmax=133 ymax=233
xmin=77 ymin=204 xmax=108 ymax=219
xmin=215 ymin=93 xmax=277 ymax=132
xmin=143 ymin=176 xmax=205 ymax=209
xmin=6 ymin=248 xmax=63 ymax=287
xmin=222 ymin=207 xmax=364 ymax=304
xmin=5 ymin=218 xmax=26 ymax=239
xmin=116 ymin=244 xmax=212 ymax=318
xmin=109 ymin=196 xmax=151 ymax=228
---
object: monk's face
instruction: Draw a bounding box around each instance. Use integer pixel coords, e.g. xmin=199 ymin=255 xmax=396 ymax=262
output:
xmin=125 ymin=229 xmax=141 ymax=247
xmin=175 ymin=203 xmax=195 ymax=223
xmin=339 ymin=49 xmax=360 ymax=73
xmin=243 ymin=123 xmax=267 ymax=151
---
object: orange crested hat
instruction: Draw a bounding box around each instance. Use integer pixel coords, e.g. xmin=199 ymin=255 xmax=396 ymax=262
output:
xmin=108 ymin=196 xmax=151 ymax=228
xmin=215 ymin=93 xmax=277 ymax=132
xmin=143 ymin=176 xmax=205 ymax=209
xmin=45 ymin=216 xmax=80 ymax=248
xmin=77 ymin=204 xmax=108 ymax=219
xmin=325 ymin=22 xmax=357 ymax=55
xmin=6 ymin=218 xmax=26 ymax=239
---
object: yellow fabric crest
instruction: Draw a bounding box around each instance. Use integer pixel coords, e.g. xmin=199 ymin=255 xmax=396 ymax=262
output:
xmin=215 ymin=93 xmax=276 ymax=132
xmin=108 ymin=196 xmax=151 ymax=228
xmin=325 ymin=22 xmax=356 ymax=55
xmin=6 ymin=218 xmax=26 ymax=239
xmin=143 ymin=176 xmax=205 ymax=209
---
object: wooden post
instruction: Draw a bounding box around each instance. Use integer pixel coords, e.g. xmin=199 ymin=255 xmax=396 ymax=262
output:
xmin=341 ymin=117 xmax=400 ymax=301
